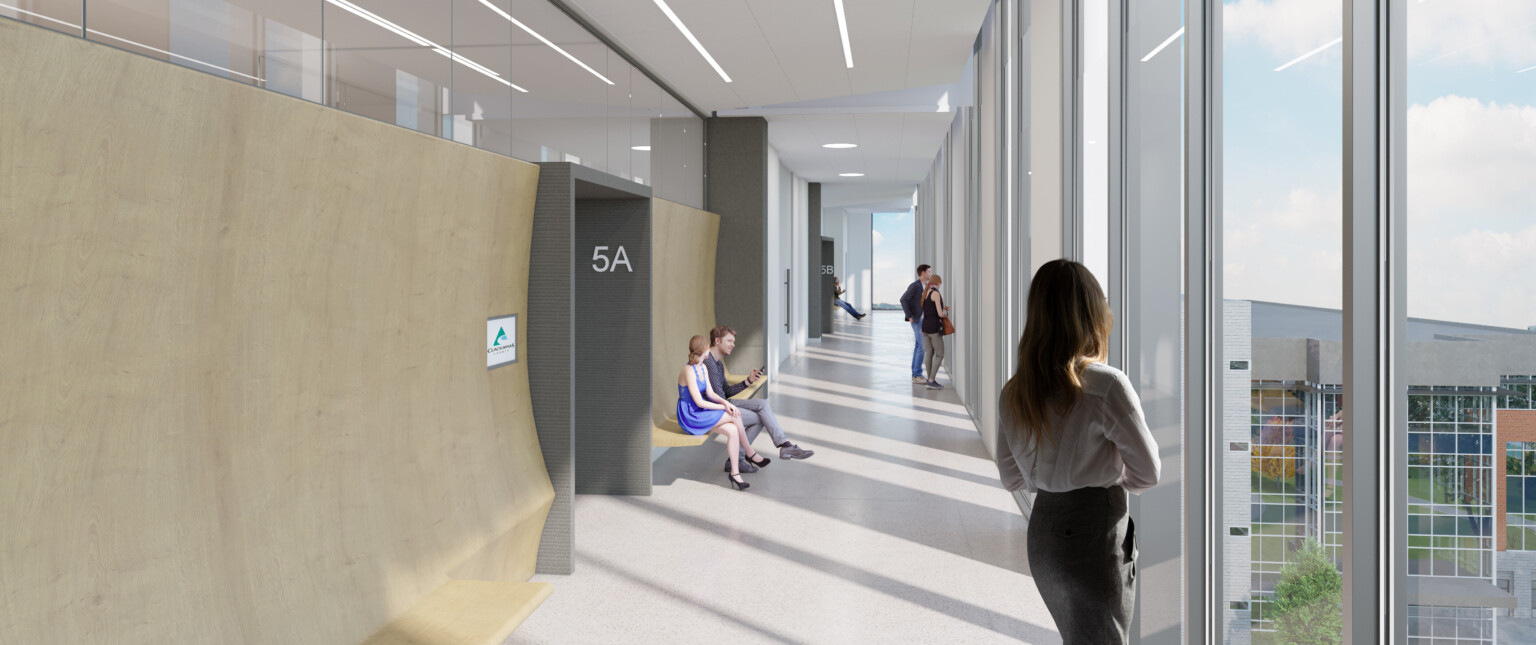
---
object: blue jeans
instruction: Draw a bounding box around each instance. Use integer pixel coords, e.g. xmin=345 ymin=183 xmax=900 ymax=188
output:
xmin=910 ymin=319 xmax=925 ymax=378
xmin=833 ymin=299 xmax=862 ymax=318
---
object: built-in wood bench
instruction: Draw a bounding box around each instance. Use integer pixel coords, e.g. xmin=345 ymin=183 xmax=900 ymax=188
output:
xmin=651 ymin=369 xmax=769 ymax=447
xmin=359 ymin=580 xmax=553 ymax=645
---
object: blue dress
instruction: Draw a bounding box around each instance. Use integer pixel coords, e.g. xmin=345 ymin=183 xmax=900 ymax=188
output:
xmin=676 ymin=363 xmax=725 ymax=435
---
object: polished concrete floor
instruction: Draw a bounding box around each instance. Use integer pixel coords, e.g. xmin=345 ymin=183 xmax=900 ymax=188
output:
xmin=508 ymin=312 xmax=1056 ymax=644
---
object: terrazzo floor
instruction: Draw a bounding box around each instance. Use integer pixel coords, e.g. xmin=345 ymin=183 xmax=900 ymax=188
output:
xmin=506 ymin=311 xmax=1057 ymax=644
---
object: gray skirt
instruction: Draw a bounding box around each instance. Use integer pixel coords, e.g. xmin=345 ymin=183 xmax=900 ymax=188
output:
xmin=1026 ymin=485 xmax=1136 ymax=645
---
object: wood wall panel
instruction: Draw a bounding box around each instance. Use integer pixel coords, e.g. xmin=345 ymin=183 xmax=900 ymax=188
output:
xmin=0 ymin=21 xmax=551 ymax=645
xmin=651 ymin=199 xmax=721 ymax=428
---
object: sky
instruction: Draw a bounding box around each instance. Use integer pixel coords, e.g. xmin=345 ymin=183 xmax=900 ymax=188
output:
xmin=871 ymin=210 xmax=915 ymax=307
xmin=1222 ymin=0 xmax=1536 ymax=330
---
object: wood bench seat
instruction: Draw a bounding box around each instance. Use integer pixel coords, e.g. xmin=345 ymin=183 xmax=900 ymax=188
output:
xmin=651 ymin=373 xmax=769 ymax=447
xmin=359 ymin=580 xmax=553 ymax=645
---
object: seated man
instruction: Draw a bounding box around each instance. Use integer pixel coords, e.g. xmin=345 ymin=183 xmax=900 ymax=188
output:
xmin=704 ymin=325 xmax=814 ymax=473
xmin=832 ymin=277 xmax=866 ymax=320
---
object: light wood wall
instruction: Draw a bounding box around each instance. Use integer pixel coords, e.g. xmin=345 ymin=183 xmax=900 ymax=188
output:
xmin=650 ymin=199 xmax=722 ymax=427
xmin=0 ymin=21 xmax=551 ymax=645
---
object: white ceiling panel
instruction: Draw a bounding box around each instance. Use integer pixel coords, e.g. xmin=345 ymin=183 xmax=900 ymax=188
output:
xmin=556 ymin=0 xmax=989 ymax=194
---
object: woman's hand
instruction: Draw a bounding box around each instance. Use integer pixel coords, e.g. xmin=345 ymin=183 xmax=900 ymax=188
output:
xmin=725 ymin=402 xmax=739 ymax=417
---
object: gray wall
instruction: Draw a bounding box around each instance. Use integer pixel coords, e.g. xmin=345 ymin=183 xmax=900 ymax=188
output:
xmin=651 ymin=117 xmax=705 ymax=209
xmin=574 ymin=197 xmax=653 ymax=496
xmin=821 ymin=238 xmax=836 ymax=332
xmin=707 ymin=117 xmax=768 ymax=369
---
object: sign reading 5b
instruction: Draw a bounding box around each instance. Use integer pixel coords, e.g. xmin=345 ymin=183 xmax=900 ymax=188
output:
xmin=821 ymin=265 xmax=834 ymax=275
xmin=592 ymin=246 xmax=633 ymax=273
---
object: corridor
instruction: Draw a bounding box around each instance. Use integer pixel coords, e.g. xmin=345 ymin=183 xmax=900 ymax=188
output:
xmin=509 ymin=312 xmax=1057 ymax=644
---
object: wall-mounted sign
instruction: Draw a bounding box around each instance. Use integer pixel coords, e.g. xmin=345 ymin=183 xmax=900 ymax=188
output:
xmin=487 ymin=314 xmax=518 ymax=369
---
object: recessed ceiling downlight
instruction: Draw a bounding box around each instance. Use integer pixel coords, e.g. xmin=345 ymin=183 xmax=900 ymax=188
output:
xmin=822 ymin=143 xmax=858 ymax=149
xmin=839 ymin=173 xmax=864 ymax=177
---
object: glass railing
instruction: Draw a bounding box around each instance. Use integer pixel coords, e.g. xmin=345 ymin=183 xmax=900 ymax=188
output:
xmin=1 ymin=0 xmax=704 ymax=203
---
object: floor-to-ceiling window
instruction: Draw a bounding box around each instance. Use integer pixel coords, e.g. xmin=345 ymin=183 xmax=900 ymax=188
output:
xmin=871 ymin=211 xmax=915 ymax=311
xmin=1400 ymin=3 xmax=1536 ymax=643
xmin=1218 ymin=0 xmax=1345 ymax=641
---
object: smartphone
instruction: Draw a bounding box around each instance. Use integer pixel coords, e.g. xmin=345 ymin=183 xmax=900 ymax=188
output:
xmin=758 ymin=366 xmax=767 ymax=374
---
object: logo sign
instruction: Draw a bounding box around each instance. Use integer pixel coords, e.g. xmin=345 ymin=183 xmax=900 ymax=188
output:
xmin=487 ymin=314 xmax=518 ymax=369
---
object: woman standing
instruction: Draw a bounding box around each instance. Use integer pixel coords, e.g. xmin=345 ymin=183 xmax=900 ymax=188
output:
xmin=919 ymin=274 xmax=948 ymax=390
xmin=677 ymin=335 xmax=768 ymax=490
xmin=993 ymin=259 xmax=1160 ymax=644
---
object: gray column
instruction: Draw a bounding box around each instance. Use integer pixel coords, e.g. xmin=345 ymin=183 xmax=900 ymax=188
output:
xmin=529 ymin=163 xmax=575 ymax=575
xmin=529 ymin=163 xmax=656 ymax=574
xmin=807 ymin=183 xmax=823 ymax=338
xmin=706 ymin=117 xmax=768 ymax=369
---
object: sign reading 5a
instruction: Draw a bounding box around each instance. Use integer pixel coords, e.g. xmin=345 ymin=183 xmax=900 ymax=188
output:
xmin=592 ymin=246 xmax=633 ymax=273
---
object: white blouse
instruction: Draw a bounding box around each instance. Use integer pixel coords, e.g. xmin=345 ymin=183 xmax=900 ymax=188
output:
xmin=994 ymin=362 xmax=1161 ymax=494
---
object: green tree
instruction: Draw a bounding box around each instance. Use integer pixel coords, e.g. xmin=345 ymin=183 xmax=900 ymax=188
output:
xmin=1270 ymin=541 xmax=1342 ymax=645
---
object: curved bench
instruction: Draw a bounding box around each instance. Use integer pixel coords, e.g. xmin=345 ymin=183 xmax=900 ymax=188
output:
xmin=651 ymin=370 xmax=769 ymax=448
xmin=359 ymin=580 xmax=552 ymax=645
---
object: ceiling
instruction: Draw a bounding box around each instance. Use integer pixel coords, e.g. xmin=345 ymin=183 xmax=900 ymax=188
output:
xmin=563 ymin=0 xmax=993 ymax=199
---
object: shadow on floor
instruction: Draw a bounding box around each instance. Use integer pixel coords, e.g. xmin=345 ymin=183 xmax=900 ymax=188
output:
xmin=651 ymin=445 xmax=1031 ymax=576
xmin=615 ymin=495 xmax=1058 ymax=643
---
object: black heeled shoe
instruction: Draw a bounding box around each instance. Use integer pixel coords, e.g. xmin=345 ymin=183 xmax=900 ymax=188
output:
xmin=747 ymin=453 xmax=771 ymax=468
xmin=728 ymin=473 xmax=750 ymax=490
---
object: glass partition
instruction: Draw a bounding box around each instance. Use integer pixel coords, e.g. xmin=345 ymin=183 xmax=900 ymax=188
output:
xmin=0 ymin=0 xmax=704 ymax=197
xmin=0 ymin=0 xmax=80 ymax=35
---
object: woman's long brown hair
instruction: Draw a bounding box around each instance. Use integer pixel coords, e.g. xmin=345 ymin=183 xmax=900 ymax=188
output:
xmin=999 ymin=259 xmax=1113 ymax=450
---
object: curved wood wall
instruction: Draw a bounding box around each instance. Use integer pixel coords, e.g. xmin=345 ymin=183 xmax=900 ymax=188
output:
xmin=650 ymin=199 xmax=722 ymax=427
xmin=0 ymin=21 xmax=551 ymax=645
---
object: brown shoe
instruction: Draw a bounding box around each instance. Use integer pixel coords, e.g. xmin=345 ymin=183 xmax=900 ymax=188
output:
xmin=911 ymin=377 xmax=927 ymax=384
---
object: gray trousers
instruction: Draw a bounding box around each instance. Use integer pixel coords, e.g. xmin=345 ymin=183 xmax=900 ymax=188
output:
xmin=1027 ymin=485 xmax=1136 ymax=645
xmin=733 ymin=397 xmax=788 ymax=447
xmin=923 ymin=332 xmax=946 ymax=381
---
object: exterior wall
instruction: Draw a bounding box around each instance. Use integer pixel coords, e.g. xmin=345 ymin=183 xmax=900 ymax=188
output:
xmin=1499 ymin=552 xmax=1536 ymax=619
xmin=1497 ymin=412 xmax=1536 ymax=552
xmin=1224 ymin=301 xmax=1255 ymax=644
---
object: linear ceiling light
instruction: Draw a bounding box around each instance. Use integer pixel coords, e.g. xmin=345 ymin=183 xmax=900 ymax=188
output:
xmin=1518 ymin=64 xmax=1536 ymax=74
xmin=834 ymin=0 xmax=853 ymax=68
xmin=325 ymin=0 xmax=527 ymax=92
xmin=654 ymin=0 xmax=732 ymax=83
xmin=474 ymin=0 xmax=613 ymax=85
xmin=839 ymin=173 xmax=864 ymax=177
xmin=632 ymin=145 xmax=651 ymax=151
xmin=1275 ymin=36 xmax=1343 ymax=72
xmin=1141 ymin=27 xmax=1183 ymax=62
xmin=823 ymin=143 xmax=858 ymax=149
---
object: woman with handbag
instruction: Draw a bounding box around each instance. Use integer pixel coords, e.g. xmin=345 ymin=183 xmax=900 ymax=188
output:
xmin=919 ymin=274 xmax=949 ymax=390
xmin=992 ymin=259 xmax=1160 ymax=644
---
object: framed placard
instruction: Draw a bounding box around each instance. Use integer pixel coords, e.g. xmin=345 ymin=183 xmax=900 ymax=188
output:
xmin=487 ymin=314 xmax=518 ymax=369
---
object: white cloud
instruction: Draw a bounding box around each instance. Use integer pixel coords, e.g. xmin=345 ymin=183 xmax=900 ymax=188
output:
xmin=1407 ymin=96 xmax=1536 ymax=232
xmin=1224 ymin=187 xmax=1343 ymax=310
xmin=1228 ymin=95 xmax=1536 ymax=328
xmin=1409 ymin=225 xmax=1536 ymax=329
xmin=1407 ymin=1 xmax=1536 ymax=66
xmin=1226 ymin=0 xmax=1536 ymax=67
xmin=1224 ymin=0 xmax=1340 ymax=62
xmin=872 ymin=229 xmax=885 ymax=247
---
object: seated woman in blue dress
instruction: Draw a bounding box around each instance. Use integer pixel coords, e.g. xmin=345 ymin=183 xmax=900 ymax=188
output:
xmin=678 ymin=334 xmax=769 ymax=490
